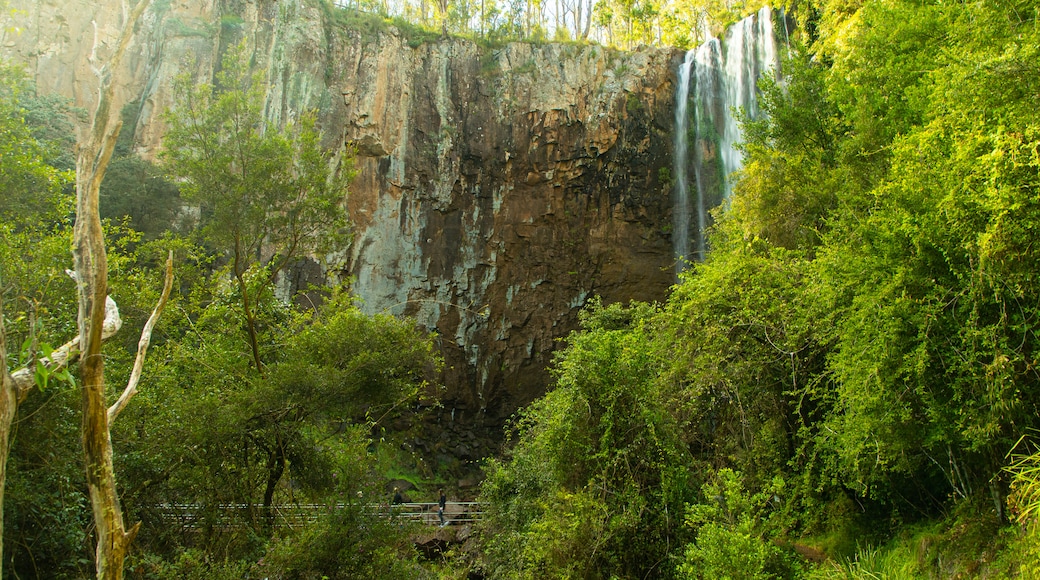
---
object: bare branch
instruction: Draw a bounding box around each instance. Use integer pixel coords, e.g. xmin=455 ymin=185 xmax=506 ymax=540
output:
xmin=108 ymin=251 xmax=174 ymax=424
xmin=9 ymin=295 xmax=123 ymax=396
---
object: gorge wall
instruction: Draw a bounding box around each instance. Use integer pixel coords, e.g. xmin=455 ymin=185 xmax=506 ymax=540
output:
xmin=2 ymin=0 xmax=681 ymax=447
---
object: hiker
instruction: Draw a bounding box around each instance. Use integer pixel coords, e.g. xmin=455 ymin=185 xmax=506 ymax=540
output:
xmin=438 ymin=488 xmax=447 ymax=525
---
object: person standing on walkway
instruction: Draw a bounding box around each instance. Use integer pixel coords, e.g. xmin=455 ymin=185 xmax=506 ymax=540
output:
xmin=438 ymin=488 xmax=447 ymax=525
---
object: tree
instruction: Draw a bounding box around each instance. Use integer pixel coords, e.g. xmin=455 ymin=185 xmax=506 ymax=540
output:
xmin=100 ymin=155 xmax=183 ymax=240
xmin=677 ymin=470 xmax=786 ymax=580
xmin=480 ymin=299 xmax=692 ymax=579
xmin=119 ymin=290 xmax=438 ymax=554
xmin=70 ymin=0 xmax=176 ymax=577
xmin=0 ymin=43 xmax=170 ymax=576
xmin=733 ymin=49 xmax=845 ymax=252
xmin=162 ymin=41 xmax=352 ymax=375
xmin=722 ymin=0 xmax=1040 ymax=536
xmin=0 ymin=62 xmax=76 ymax=579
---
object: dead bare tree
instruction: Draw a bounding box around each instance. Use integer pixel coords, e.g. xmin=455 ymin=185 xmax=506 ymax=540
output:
xmin=71 ymin=0 xmax=168 ymax=577
xmin=0 ymin=3 xmax=178 ymax=580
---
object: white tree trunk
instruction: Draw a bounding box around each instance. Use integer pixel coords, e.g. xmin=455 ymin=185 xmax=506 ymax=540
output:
xmin=74 ymin=0 xmax=154 ymax=577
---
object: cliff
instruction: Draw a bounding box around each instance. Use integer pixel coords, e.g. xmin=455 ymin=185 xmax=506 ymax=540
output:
xmin=2 ymin=0 xmax=680 ymax=447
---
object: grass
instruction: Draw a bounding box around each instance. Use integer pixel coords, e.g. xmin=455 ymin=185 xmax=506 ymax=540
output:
xmin=319 ymin=1 xmax=432 ymax=46
xmin=796 ymin=497 xmax=1031 ymax=580
xmin=805 ymin=544 xmax=919 ymax=580
xmin=1009 ymin=446 xmax=1040 ymax=524
xmin=1006 ymin=447 xmax=1040 ymax=578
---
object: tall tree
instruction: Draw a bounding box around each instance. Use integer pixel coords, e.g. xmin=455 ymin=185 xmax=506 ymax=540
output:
xmin=163 ymin=41 xmax=352 ymax=375
xmin=72 ymin=0 xmax=174 ymax=577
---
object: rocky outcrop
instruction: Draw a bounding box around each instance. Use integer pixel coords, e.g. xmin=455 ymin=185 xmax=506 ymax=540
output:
xmin=3 ymin=0 xmax=680 ymax=441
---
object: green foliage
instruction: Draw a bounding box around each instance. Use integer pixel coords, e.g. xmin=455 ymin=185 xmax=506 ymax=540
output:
xmin=625 ymin=93 xmax=643 ymax=114
xmin=318 ymin=0 xmax=770 ymax=48
xmin=163 ymin=42 xmax=352 ymax=267
xmin=662 ymin=245 xmax=834 ymax=533
xmin=488 ymin=1 xmax=1040 ymax=575
xmin=802 ymin=502 xmax=1012 ymax=580
xmin=722 ymin=0 xmax=1040 ymax=527
xmin=0 ymin=64 xmax=72 ymax=224
xmin=0 ymin=63 xmax=197 ymax=577
xmin=0 ymin=63 xmax=80 ymax=389
xmin=1010 ymin=447 xmax=1040 ymax=527
xmin=4 ymin=388 xmax=94 ymax=580
xmin=480 ymin=299 xmax=692 ymax=579
xmin=733 ymin=50 xmax=846 ymax=251
xmin=7 ymin=0 xmax=1040 ymax=577
xmin=678 ymin=469 xmax=789 ymax=580
xmin=100 ymin=155 xmax=183 ymax=240
xmin=248 ymin=416 xmax=424 ymax=579
xmin=805 ymin=544 xmax=919 ymax=580
xmin=322 ymin=2 xmax=392 ymax=37
xmin=163 ymin=39 xmax=353 ymax=372
xmin=260 ymin=500 xmax=422 ymax=579
xmin=802 ymin=0 xmax=1040 ymax=513
xmin=17 ymin=86 xmax=81 ymax=172
xmin=273 ymin=293 xmax=438 ymax=415
xmin=121 ymin=287 xmax=438 ymax=559
xmin=818 ymin=1 xmax=941 ymax=167
xmin=129 ymin=549 xmax=253 ymax=580
xmin=1008 ymin=447 xmax=1040 ymax=578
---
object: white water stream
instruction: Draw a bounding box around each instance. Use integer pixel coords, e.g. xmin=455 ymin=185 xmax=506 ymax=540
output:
xmin=672 ymin=6 xmax=781 ymax=269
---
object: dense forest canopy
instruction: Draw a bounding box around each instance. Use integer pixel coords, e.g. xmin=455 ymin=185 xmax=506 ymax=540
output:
xmin=1 ymin=0 xmax=1040 ymax=578
xmin=324 ymin=0 xmax=771 ymax=48
xmin=478 ymin=0 xmax=1040 ymax=577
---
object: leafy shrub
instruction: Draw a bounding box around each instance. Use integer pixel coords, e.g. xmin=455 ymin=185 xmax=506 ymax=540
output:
xmin=479 ymin=300 xmax=693 ymax=579
xmin=679 ymin=522 xmax=777 ymax=580
xmin=128 ymin=549 xmax=252 ymax=580
xmin=677 ymin=469 xmax=795 ymax=580
xmin=259 ymin=501 xmax=421 ymax=579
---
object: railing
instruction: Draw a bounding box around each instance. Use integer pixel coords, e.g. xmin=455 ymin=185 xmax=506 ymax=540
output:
xmin=150 ymin=502 xmax=484 ymax=530
xmin=392 ymin=501 xmax=484 ymax=525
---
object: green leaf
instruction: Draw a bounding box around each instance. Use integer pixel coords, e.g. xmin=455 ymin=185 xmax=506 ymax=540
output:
xmin=34 ymin=359 xmax=49 ymax=391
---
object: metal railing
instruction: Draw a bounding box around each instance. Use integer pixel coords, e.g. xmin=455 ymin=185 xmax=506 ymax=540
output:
xmin=150 ymin=502 xmax=484 ymax=529
xmin=390 ymin=501 xmax=484 ymax=525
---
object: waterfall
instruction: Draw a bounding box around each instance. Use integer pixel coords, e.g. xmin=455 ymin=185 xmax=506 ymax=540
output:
xmin=672 ymin=51 xmax=695 ymax=269
xmin=673 ymin=6 xmax=780 ymax=270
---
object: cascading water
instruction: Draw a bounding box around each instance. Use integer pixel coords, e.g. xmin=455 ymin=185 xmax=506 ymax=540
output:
xmin=673 ymin=6 xmax=781 ymax=270
xmin=672 ymin=52 xmax=695 ymax=267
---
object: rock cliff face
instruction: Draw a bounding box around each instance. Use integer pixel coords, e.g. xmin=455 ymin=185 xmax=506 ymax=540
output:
xmin=3 ymin=0 xmax=679 ymax=440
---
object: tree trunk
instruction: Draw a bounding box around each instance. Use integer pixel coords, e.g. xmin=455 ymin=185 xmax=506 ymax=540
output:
xmin=74 ymin=1 xmax=153 ymax=577
xmin=262 ymin=439 xmax=286 ymax=530
xmin=0 ymin=297 xmax=15 ymax=580
xmin=237 ymin=271 xmax=265 ymax=375
xmin=76 ymin=108 xmax=136 ymax=580
xmin=580 ymin=0 xmax=591 ymax=40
